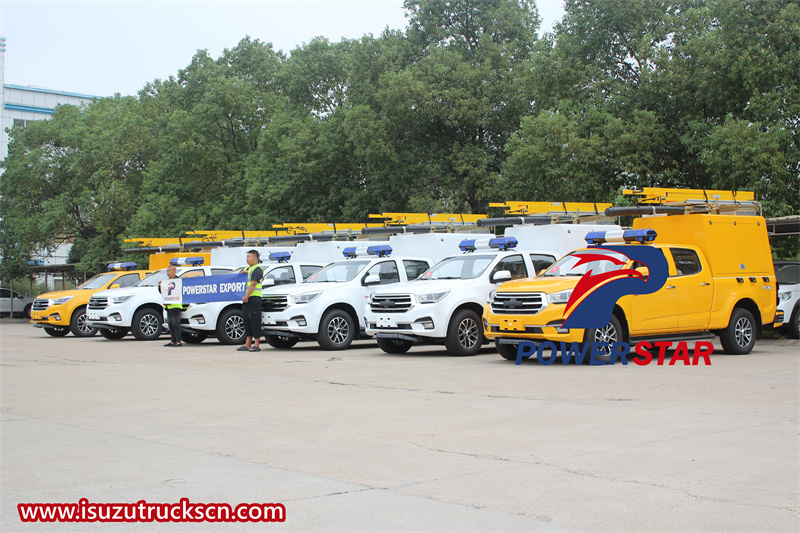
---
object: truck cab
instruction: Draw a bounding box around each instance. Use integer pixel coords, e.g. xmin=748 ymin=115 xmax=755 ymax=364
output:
xmin=177 ymin=253 xmax=323 ymax=344
xmin=87 ymin=257 xmax=234 ymax=340
xmin=484 ymin=214 xmax=778 ymax=360
xmin=261 ymin=245 xmax=431 ymax=350
xmin=30 ymin=263 xmax=151 ymax=337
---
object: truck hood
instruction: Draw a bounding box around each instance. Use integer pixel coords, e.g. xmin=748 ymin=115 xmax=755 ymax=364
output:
xmin=91 ymin=286 xmax=158 ymax=299
xmin=377 ymin=278 xmax=473 ymax=295
xmin=263 ymin=282 xmax=347 ymax=296
xmin=35 ymin=289 xmax=84 ymax=300
xmin=497 ymin=276 xmax=578 ymax=294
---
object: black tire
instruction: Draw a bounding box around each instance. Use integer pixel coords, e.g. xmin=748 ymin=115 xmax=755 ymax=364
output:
xmin=99 ymin=327 xmax=128 ymax=340
xmin=216 ymin=308 xmax=246 ymax=345
xmin=720 ymin=307 xmax=756 ymax=355
xmin=181 ymin=329 xmax=208 ymax=343
xmin=496 ymin=341 xmax=519 ymax=361
xmin=131 ymin=307 xmax=163 ymax=341
xmin=24 ymin=304 xmax=32 ymax=319
xmin=265 ymin=334 xmax=298 ymax=349
xmin=787 ymin=307 xmax=800 ymax=340
xmin=377 ymin=337 xmax=413 ymax=354
xmin=43 ymin=325 xmax=69 ymax=337
xmin=583 ymin=314 xmax=625 ymax=363
xmin=445 ymin=309 xmax=483 ymax=356
xmin=69 ymin=307 xmax=98 ymax=337
xmin=316 ymin=309 xmax=356 ymax=350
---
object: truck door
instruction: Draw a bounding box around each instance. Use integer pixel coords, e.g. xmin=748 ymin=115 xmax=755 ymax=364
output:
xmin=628 ymin=251 xmax=679 ymax=335
xmin=669 ymin=247 xmax=713 ymax=331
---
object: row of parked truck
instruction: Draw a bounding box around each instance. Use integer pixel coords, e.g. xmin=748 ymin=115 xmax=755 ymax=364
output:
xmin=29 ymin=209 xmax=799 ymax=360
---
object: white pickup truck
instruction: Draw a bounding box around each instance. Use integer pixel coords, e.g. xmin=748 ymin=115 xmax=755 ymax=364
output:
xmin=176 ymin=254 xmax=323 ymax=344
xmin=261 ymin=245 xmax=432 ymax=350
xmin=87 ymin=259 xmax=234 ymax=340
xmin=364 ymin=224 xmax=621 ymax=355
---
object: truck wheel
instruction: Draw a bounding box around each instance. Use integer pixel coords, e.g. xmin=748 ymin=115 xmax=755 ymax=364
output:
xmin=583 ymin=315 xmax=624 ymax=363
xmin=496 ymin=341 xmax=518 ymax=361
xmin=377 ymin=337 xmax=413 ymax=354
xmin=787 ymin=307 xmax=800 ymax=340
xmin=99 ymin=327 xmax=128 ymax=340
xmin=24 ymin=303 xmax=32 ymax=319
xmin=43 ymin=325 xmax=69 ymax=337
xmin=265 ymin=334 xmax=298 ymax=349
xmin=181 ymin=330 xmax=208 ymax=343
xmin=317 ymin=309 xmax=355 ymax=350
xmin=216 ymin=308 xmax=246 ymax=345
xmin=445 ymin=309 xmax=483 ymax=356
xmin=720 ymin=308 xmax=756 ymax=355
xmin=131 ymin=308 xmax=163 ymax=341
xmin=69 ymin=307 xmax=98 ymax=337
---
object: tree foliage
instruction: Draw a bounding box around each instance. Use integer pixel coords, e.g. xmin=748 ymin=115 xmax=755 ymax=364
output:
xmin=2 ymin=0 xmax=798 ymax=275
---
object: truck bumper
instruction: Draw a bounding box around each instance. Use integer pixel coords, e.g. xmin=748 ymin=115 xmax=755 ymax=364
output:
xmin=364 ymin=308 xmax=447 ymax=340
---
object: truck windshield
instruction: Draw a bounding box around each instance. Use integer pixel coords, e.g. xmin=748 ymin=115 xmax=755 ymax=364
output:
xmin=543 ymin=249 xmax=629 ymax=277
xmin=305 ymin=261 xmax=369 ymax=283
xmin=77 ymin=273 xmax=118 ymax=290
xmin=418 ymin=255 xmax=495 ymax=280
xmin=136 ymin=270 xmax=168 ymax=287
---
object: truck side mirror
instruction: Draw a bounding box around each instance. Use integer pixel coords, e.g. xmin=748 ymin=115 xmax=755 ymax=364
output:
xmin=263 ymin=278 xmax=276 ymax=287
xmin=491 ymin=270 xmax=512 ymax=283
xmin=364 ymin=274 xmax=381 ymax=286
xmin=109 ymin=284 xmax=120 ymax=289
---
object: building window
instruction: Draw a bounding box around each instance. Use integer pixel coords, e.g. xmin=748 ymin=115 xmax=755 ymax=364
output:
xmin=13 ymin=119 xmax=28 ymax=128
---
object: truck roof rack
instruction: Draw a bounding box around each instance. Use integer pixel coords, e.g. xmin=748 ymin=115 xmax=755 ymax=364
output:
xmin=620 ymin=188 xmax=761 ymax=216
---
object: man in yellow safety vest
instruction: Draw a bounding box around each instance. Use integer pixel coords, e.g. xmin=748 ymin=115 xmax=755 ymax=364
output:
xmin=237 ymin=249 xmax=263 ymax=352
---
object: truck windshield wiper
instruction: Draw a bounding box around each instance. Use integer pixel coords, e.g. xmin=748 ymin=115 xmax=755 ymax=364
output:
xmin=432 ymin=276 xmax=462 ymax=280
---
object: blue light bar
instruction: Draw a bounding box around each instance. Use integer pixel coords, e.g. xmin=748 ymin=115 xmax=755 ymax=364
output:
xmin=343 ymin=247 xmax=358 ymax=258
xmin=269 ymin=251 xmax=292 ymax=263
xmin=459 ymin=239 xmax=477 ymax=252
xmin=489 ymin=237 xmax=518 ymax=251
xmin=107 ymin=262 xmax=137 ymax=271
xmin=367 ymin=245 xmax=392 ymax=257
xmin=585 ymin=231 xmax=607 ymax=245
xmin=623 ymin=229 xmax=657 ymax=243
xmin=170 ymin=256 xmax=205 ymax=266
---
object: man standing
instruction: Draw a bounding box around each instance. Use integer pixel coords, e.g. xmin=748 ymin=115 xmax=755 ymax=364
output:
xmin=164 ymin=264 xmax=184 ymax=347
xmin=238 ymin=249 xmax=263 ymax=352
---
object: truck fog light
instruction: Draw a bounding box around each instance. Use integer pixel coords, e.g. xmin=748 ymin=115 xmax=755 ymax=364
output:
xmin=110 ymin=313 xmax=121 ymax=322
xmin=415 ymin=317 xmax=434 ymax=330
xmin=52 ymin=313 xmax=61 ymax=321
xmin=556 ymin=327 xmax=570 ymax=334
xmin=291 ymin=315 xmax=307 ymax=327
xmin=192 ymin=315 xmax=205 ymax=325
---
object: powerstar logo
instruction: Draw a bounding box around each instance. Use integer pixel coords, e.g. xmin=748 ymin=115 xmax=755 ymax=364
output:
xmin=513 ymin=232 xmax=714 ymax=366
xmin=167 ymin=282 xmax=176 ymax=296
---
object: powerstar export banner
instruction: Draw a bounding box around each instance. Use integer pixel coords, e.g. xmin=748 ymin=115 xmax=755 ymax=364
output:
xmin=161 ymin=273 xmax=248 ymax=304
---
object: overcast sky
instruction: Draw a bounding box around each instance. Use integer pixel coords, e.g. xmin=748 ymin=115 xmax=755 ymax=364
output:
xmin=1 ymin=0 xmax=566 ymax=98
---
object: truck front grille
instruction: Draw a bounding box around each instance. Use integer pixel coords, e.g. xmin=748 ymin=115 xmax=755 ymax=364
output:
xmin=262 ymin=296 xmax=289 ymax=312
xmin=370 ymin=295 xmax=412 ymax=313
xmin=32 ymin=299 xmax=49 ymax=311
xmin=88 ymin=297 xmax=108 ymax=310
xmin=491 ymin=292 xmax=545 ymax=314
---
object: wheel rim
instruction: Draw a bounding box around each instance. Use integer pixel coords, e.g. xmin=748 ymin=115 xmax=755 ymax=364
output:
xmin=77 ymin=313 xmax=94 ymax=334
xmin=327 ymin=316 xmax=349 ymax=345
xmin=593 ymin=322 xmax=618 ymax=354
xmin=734 ymin=316 xmax=752 ymax=347
xmin=139 ymin=314 xmax=160 ymax=337
xmin=226 ymin=315 xmax=245 ymax=340
xmin=458 ymin=317 xmax=479 ymax=349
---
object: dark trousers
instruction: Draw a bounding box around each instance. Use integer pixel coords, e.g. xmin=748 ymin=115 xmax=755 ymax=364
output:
xmin=243 ymin=297 xmax=262 ymax=339
xmin=167 ymin=307 xmax=182 ymax=344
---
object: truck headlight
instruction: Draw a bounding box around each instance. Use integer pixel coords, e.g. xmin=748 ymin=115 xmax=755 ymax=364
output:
xmin=417 ymin=290 xmax=450 ymax=304
xmin=52 ymin=296 xmax=74 ymax=306
xmin=488 ymin=289 xmax=497 ymax=304
xmin=110 ymin=295 xmax=133 ymax=304
xmin=547 ymin=290 xmax=573 ymax=305
xmin=778 ymin=291 xmax=792 ymax=302
xmin=291 ymin=291 xmax=322 ymax=304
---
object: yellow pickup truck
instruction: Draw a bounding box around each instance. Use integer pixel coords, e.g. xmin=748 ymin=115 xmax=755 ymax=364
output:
xmin=30 ymin=263 xmax=152 ymax=337
xmin=484 ymin=213 xmax=778 ymax=361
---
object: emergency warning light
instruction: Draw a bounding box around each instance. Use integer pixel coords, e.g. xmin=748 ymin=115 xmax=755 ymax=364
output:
xmin=269 ymin=251 xmax=292 ymax=263
xmin=343 ymin=247 xmax=358 ymax=258
xmin=585 ymin=229 xmax=657 ymax=245
xmin=488 ymin=237 xmax=519 ymax=251
xmin=107 ymin=262 xmax=137 ymax=271
xmin=367 ymin=245 xmax=392 ymax=257
xmin=459 ymin=239 xmax=477 ymax=252
xmin=169 ymin=256 xmax=205 ymax=266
